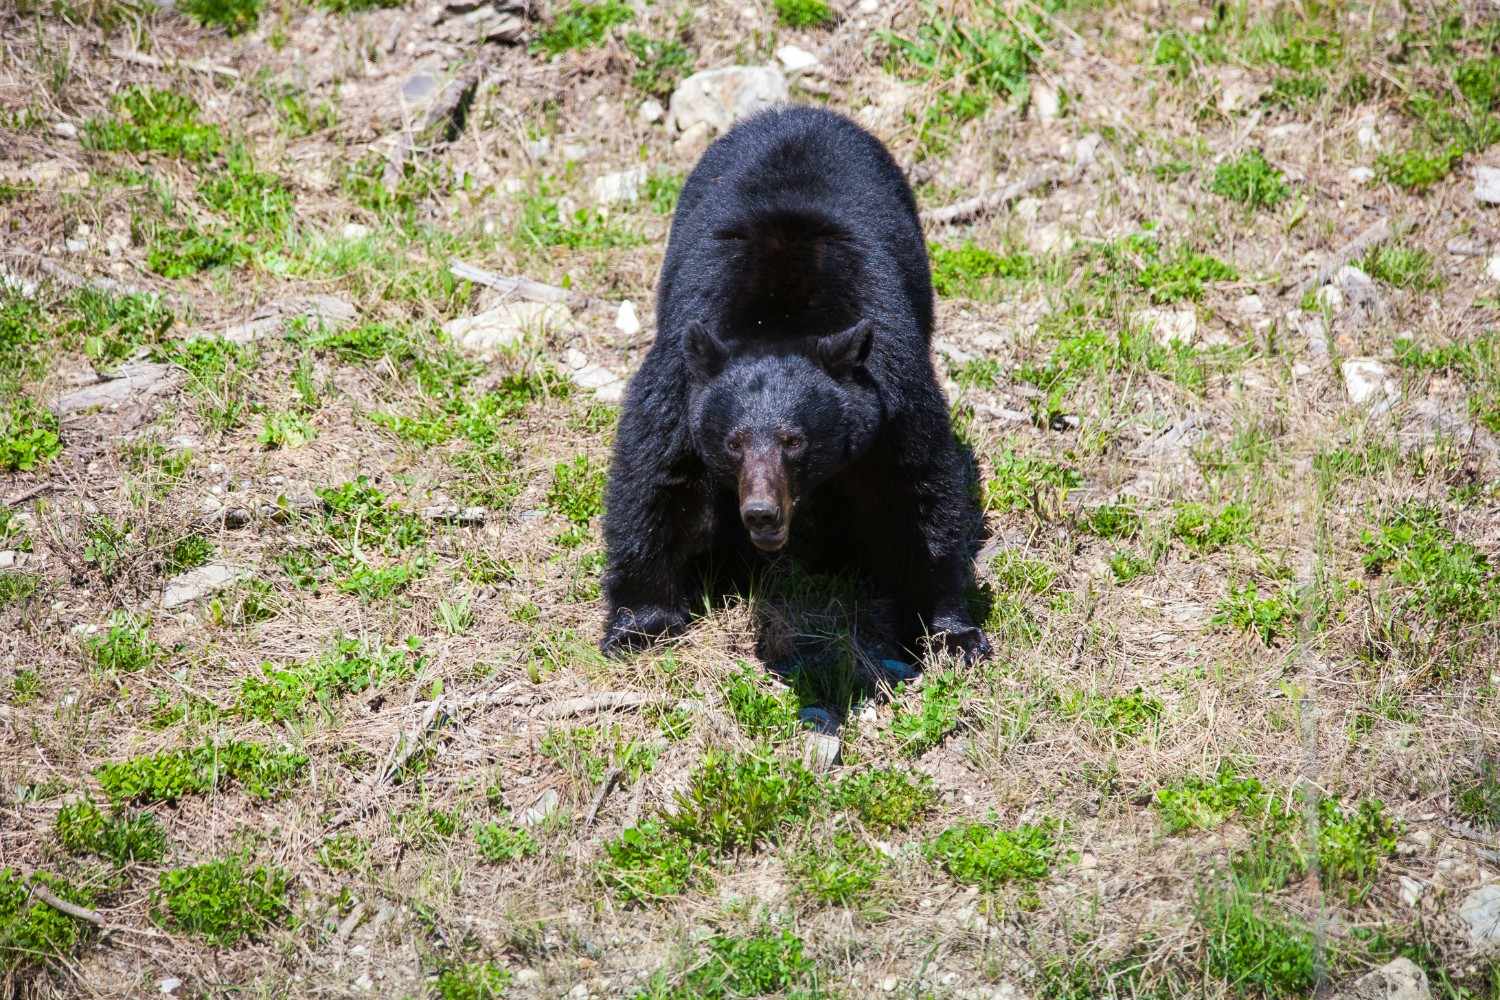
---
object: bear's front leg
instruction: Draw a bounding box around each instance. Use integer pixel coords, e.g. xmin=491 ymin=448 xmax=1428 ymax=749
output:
xmin=600 ymin=468 xmax=717 ymax=658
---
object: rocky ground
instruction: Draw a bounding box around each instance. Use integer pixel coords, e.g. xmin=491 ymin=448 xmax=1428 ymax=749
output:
xmin=2 ymin=0 xmax=1500 ymax=997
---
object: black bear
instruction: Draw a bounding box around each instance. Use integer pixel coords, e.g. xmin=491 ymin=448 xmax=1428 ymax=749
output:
xmin=600 ymin=105 xmax=990 ymax=664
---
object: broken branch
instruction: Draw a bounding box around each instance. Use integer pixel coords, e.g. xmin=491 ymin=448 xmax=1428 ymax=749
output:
xmin=29 ymin=884 xmax=105 ymax=927
xmin=1287 ymin=217 xmax=1392 ymax=299
xmin=448 ymin=260 xmax=586 ymax=308
xmin=535 ymin=691 xmax=665 ymax=720
xmin=582 ymin=767 xmax=623 ymax=830
xmin=922 ymin=164 xmax=1073 ymax=226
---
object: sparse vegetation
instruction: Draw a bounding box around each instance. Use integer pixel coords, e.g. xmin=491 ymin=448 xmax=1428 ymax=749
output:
xmin=1209 ymin=149 xmax=1291 ymax=210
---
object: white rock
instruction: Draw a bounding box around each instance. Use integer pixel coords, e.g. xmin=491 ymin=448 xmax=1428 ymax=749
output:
xmin=1316 ymin=285 xmax=1345 ymax=311
xmin=1461 ymin=885 xmax=1500 ymax=951
xmin=1341 ymin=358 xmax=1399 ymax=408
xmin=1235 ymin=293 xmax=1265 ymax=317
xmin=162 ymin=563 xmax=248 ymax=609
xmin=1028 ymin=222 xmax=1072 ymax=255
xmin=52 ymin=122 xmax=78 ymax=140
xmin=1014 ymin=197 xmax=1042 ymax=223
xmin=1349 ymin=166 xmax=1375 ymax=184
xmin=638 ymin=99 xmax=664 ymax=124
xmin=776 ymin=45 xmax=819 ymax=74
xmin=520 ymin=788 xmax=560 ymax=827
xmin=1329 ymin=958 xmax=1430 ymax=1000
xmin=802 ymin=731 xmax=840 ymax=772
xmin=880 ymin=977 xmax=898 ymax=992
xmin=1133 ymin=307 xmax=1197 ymax=346
xmin=1399 ymin=875 xmax=1424 ymax=907
xmin=591 ymin=165 xmax=647 ymax=206
xmin=1356 ymin=118 xmax=1380 ymax=149
xmin=594 ymin=380 xmax=625 ymax=405
xmin=1336 ymin=264 xmax=1384 ymax=321
xmin=1216 ymin=67 xmax=1267 ymax=114
xmin=158 ymin=978 xmax=183 ymax=996
xmin=674 ymin=120 xmax=713 ymax=154
xmin=570 ymin=364 xmax=621 ymax=392
xmin=55 ymin=362 xmax=176 ymax=414
xmin=444 ymin=301 xmax=572 ymax=355
xmin=564 ymin=347 xmax=589 ymax=371
xmin=1031 ymin=81 xmax=1062 ymax=122
xmin=1475 ymin=166 xmax=1500 ymax=206
xmin=857 ymin=0 xmax=879 ymax=10
xmin=341 ymin=222 xmax=371 ymax=240
xmin=615 ymin=300 xmax=641 ymax=336
xmin=668 ymin=66 xmax=788 ymax=136
xmin=1486 ymin=255 xmax=1500 ymax=282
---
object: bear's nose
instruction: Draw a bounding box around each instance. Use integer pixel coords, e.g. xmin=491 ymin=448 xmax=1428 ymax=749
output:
xmin=740 ymin=500 xmax=781 ymax=533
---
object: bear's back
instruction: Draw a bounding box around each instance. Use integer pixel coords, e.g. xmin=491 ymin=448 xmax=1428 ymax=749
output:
xmin=658 ymin=106 xmax=933 ymax=350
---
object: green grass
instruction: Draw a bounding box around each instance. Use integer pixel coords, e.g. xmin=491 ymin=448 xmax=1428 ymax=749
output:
xmin=152 ymin=856 xmax=291 ymax=945
xmin=516 ymin=189 xmax=645 ymax=250
xmin=0 ymin=869 xmax=96 ymax=976
xmin=68 ymin=287 xmax=175 ymax=370
xmin=1208 ymin=150 xmax=1291 ymax=210
xmin=547 ymin=454 xmax=607 ymax=541
xmin=638 ymin=929 xmax=815 ymax=999
xmin=96 ymin=740 xmax=307 ymax=804
xmin=237 ymin=637 xmax=421 ymax=723
xmin=533 ymin=0 xmax=633 ymax=55
xmin=179 ymin=0 xmax=261 ymax=33
xmin=475 ymin=821 xmax=538 ymax=863
xmin=599 ymin=820 xmax=712 ymax=905
xmin=788 ymin=830 xmax=883 ymax=905
xmin=0 ymin=397 xmax=61 ymax=472
xmin=540 ymin=723 xmax=657 ymax=783
xmin=435 ymin=962 xmax=512 ymax=1000
xmin=723 ymin=662 xmax=801 ymax=742
xmin=1172 ymin=502 xmax=1253 ymax=554
xmin=1455 ymin=758 xmax=1500 ymax=828
xmin=982 ymin=444 xmax=1081 ymax=514
xmin=625 ymin=32 xmax=694 ymax=98
xmin=1200 ymin=886 xmax=1319 ymax=998
xmin=87 ymin=611 xmax=161 ymax=672
xmin=1360 ymin=245 xmax=1442 ymax=290
xmin=0 ymin=572 xmax=39 ymax=609
xmin=83 ymin=87 xmax=223 ymax=161
xmin=890 ymin=669 xmax=968 ymax=756
xmin=929 ymin=242 xmax=1033 ymax=298
xmin=774 ymin=0 xmax=832 ymax=29
xmin=1136 ymin=248 xmax=1239 ymax=303
xmin=1362 ymin=503 xmax=1499 ymax=626
xmin=663 ymin=751 xmax=819 ymax=853
xmin=55 ymin=799 xmax=168 ymax=866
xmin=143 ymin=221 xmax=248 ymax=278
xmin=1064 ymin=688 xmax=1163 ymax=740
xmin=259 ymin=411 xmax=316 ymax=449
xmin=198 ymin=148 xmax=293 ymax=235
xmin=836 ymin=768 xmax=937 ymax=833
xmin=1154 ymin=764 xmax=1266 ymax=833
xmin=926 ymin=819 xmax=1061 ymax=890
xmin=1213 ymin=583 xmax=1300 ymax=644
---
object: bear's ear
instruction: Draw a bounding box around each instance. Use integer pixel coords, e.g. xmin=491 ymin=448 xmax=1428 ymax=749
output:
xmin=685 ymin=321 xmax=728 ymax=381
xmin=817 ymin=319 xmax=873 ymax=377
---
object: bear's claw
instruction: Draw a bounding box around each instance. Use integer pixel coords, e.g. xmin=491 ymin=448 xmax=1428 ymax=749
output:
xmin=600 ymin=606 xmax=689 ymax=658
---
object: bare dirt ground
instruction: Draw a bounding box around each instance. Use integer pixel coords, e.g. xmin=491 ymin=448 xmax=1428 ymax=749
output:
xmin=2 ymin=0 xmax=1500 ymax=997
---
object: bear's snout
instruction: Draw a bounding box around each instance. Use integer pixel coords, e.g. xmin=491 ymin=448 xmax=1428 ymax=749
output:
xmin=738 ymin=448 xmax=791 ymax=552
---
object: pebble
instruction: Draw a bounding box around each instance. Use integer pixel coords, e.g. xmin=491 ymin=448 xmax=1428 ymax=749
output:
xmin=1133 ymin=306 xmax=1197 ymax=347
xmin=638 ymin=99 xmax=664 ymax=124
xmin=591 ymin=166 xmax=647 ymax=206
xmin=1349 ymin=166 xmax=1375 ymax=184
xmin=615 ymin=300 xmax=641 ymax=337
xmin=1460 ymin=884 xmax=1500 ymax=951
xmin=520 ymin=788 xmax=560 ymax=827
xmin=1487 ymin=255 xmax=1500 ymax=282
xmin=444 ymin=301 xmax=572 ymax=356
xmin=1329 ymin=958 xmax=1429 ymax=1000
xmin=157 ymin=978 xmax=183 ymax=996
xmin=1341 ymin=358 xmax=1399 ymax=410
xmin=669 ymin=66 xmax=788 ymax=136
xmin=776 ymin=45 xmax=820 ymax=74
xmin=1476 ymin=165 xmax=1500 ymax=206
xmin=162 ymin=563 xmax=249 ymax=609
xmin=54 ymin=362 xmax=176 ymax=414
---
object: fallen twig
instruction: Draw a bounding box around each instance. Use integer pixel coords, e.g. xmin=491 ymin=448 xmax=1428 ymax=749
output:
xmin=535 ymin=691 xmax=665 ymax=720
xmin=581 ymin=767 xmax=623 ymax=830
xmin=922 ymin=164 xmax=1071 ymax=226
xmin=326 ymin=697 xmax=454 ymax=830
xmin=1286 ymin=217 xmax=1392 ymax=299
xmin=29 ymin=884 xmax=105 ymax=927
xmin=383 ymin=63 xmax=484 ymax=190
xmin=449 ymin=260 xmax=587 ymax=308
xmin=109 ymin=46 xmax=239 ymax=79
xmin=4 ymin=482 xmax=53 ymax=507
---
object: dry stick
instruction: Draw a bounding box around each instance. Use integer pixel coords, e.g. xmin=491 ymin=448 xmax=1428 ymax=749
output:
xmin=581 ymin=767 xmax=623 ymax=830
xmin=448 ymin=260 xmax=589 ymax=309
xmin=29 ymin=884 xmax=105 ymax=927
xmin=4 ymin=482 xmax=53 ymax=507
xmin=921 ymin=164 xmax=1071 ymax=226
xmin=1286 ymin=217 xmax=1392 ymax=299
xmin=326 ymin=698 xmax=454 ymax=831
xmin=109 ymin=46 xmax=239 ymax=79
xmin=534 ymin=691 xmax=665 ymax=720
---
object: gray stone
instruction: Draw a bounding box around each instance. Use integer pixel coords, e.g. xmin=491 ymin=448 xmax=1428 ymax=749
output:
xmin=162 ymin=563 xmax=248 ymax=609
xmin=1475 ymin=166 xmax=1500 ymax=206
xmin=421 ymin=505 xmax=487 ymax=526
xmin=800 ymin=707 xmax=840 ymax=772
xmin=1460 ymin=884 xmax=1500 ymax=951
xmin=445 ymin=301 xmax=572 ymax=355
xmin=1335 ymin=264 xmax=1386 ymax=323
xmin=1132 ymin=306 xmax=1197 ymax=347
xmin=638 ymin=99 xmax=665 ymax=124
xmin=615 ymin=300 xmax=641 ymax=337
xmin=1329 ymin=958 xmax=1429 ymax=1000
xmin=1031 ymin=80 xmax=1062 ymax=122
xmin=1447 ymin=237 xmax=1487 ymax=257
xmin=221 ymin=294 xmax=357 ymax=345
xmin=1349 ymin=166 xmax=1375 ymax=184
xmin=55 ymin=362 xmax=176 ymax=414
xmin=1341 ymin=358 xmax=1399 ymax=410
xmin=669 ymin=66 xmax=788 ymax=136
xmin=520 ymin=788 xmax=560 ymax=827
xmin=591 ymin=165 xmax=647 ymax=206
xmin=775 ymin=45 xmax=819 ymax=74
xmin=401 ymin=72 xmax=441 ymax=104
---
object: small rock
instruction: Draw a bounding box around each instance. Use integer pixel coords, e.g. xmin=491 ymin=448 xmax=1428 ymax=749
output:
xmin=1460 ymin=884 xmax=1500 ymax=951
xmin=520 ymin=788 xmax=560 ymax=827
xmin=1028 ymin=222 xmax=1072 ymax=255
xmin=513 ymin=970 xmax=542 ymax=987
xmin=444 ymin=301 xmax=572 ymax=355
xmin=1329 ymin=958 xmax=1429 ymax=1000
xmin=1031 ymin=81 xmax=1062 ymax=122
xmin=776 ymin=45 xmax=820 ymax=75
xmin=352 ymin=973 xmax=374 ymax=992
xmin=158 ymin=978 xmax=183 ymax=996
xmin=1399 ymin=876 xmax=1424 ymax=907
xmin=1317 ymin=285 xmax=1346 ymax=311
xmin=1335 ymin=264 xmax=1385 ymax=322
xmin=1447 ymin=236 xmax=1487 ymax=257
xmin=52 ymin=121 xmax=78 ymax=140
xmin=1487 ymin=255 xmax=1500 ymax=282
xmin=1235 ymin=293 xmax=1265 ymax=318
xmin=857 ymin=0 xmax=878 ymax=11
xmin=55 ymin=362 xmax=176 ymax=414
xmin=1133 ymin=307 xmax=1197 ymax=346
xmin=591 ymin=165 xmax=648 ymax=206
xmin=567 ymin=985 xmax=588 ymax=1000
xmin=1341 ymin=358 xmax=1399 ymax=409
xmin=1349 ymin=166 xmax=1375 ymax=184
xmin=221 ymin=294 xmax=357 ymax=345
xmin=1356 ymin=118 xmax=1380 ymax=149
xmin=615 ymin=300 xmax=641 ymax=337
xmin=802 ymin=731 xmax=840 ymax=772
xmin=421 ymin=505 xmax=487 ymax=526
xmin=1475 ymin=166 xmax=1500 ymax=206
xmin=669 ymin=66 xmax=789 ymax=136
xmin=881 ymin=976 xmax=899 ymax=992
xmin=935 ymin=339 xmax=975 ymax=365
xmin=342 ymin=222 xmax=371 ymax=240
xmin=221 ymin=507 xmax=252 ymax=529
xmin=1216 ymin=66 xmax=1267 ymax=114
xmin=162 ymin=563 xmax=248 ymax=609
xmin=638 ymin=98 xmax=664 ymax=124
xmin=674 ymin=120 xmax=713 ymax=154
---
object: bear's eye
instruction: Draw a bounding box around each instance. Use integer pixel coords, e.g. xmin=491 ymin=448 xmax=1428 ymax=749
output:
xmin=725 ymin=434 xmax=744 ymax=456
xmin=780 ymin=433 xmax=806 ymax=456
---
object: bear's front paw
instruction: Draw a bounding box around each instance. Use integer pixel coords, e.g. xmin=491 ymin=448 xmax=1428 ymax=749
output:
xmin=933 ymin=623 xmax=993 ymax=664
xmin=600 ymin=605 xmax=689 ymax=658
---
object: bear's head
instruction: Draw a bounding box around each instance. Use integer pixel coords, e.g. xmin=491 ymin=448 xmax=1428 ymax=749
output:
xmin=685 ymin=319 xmax=881 ymax=553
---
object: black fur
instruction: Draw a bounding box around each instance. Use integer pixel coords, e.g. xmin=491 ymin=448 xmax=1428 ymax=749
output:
xmin=600 ymin=105 xmax=991 ymax=663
